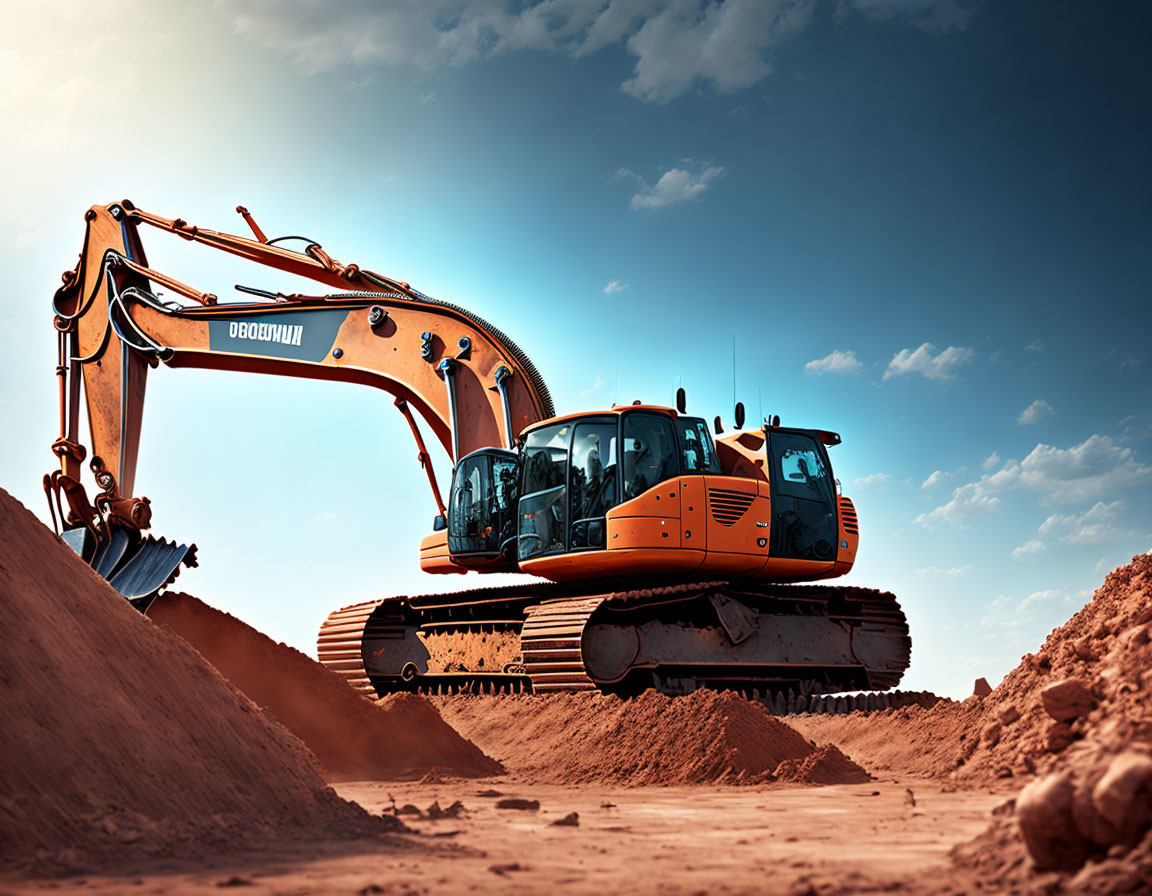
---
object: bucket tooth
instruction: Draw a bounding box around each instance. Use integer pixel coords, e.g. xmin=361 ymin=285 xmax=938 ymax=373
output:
xmin=91 ymin=526 xmax=131 ymax=579
xmin=61 ymin=526 xmax=95 ymax=563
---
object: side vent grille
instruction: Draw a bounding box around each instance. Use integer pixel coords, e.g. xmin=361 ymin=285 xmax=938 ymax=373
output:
xmin=709 ymin=488 xmax=755 ymax=527
xmin=839 ymin=497 xmax=858 ymax=535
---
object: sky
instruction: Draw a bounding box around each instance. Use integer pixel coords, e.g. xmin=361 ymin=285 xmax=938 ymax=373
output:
xmin=1 ymin=0 xmax=1149 ymax=699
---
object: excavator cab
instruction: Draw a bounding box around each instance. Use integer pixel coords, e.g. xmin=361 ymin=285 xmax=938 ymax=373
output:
xmin=516 ymin=409 xmax=719 ymax=562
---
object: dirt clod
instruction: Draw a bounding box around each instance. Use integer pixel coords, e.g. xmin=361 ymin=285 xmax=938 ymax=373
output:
xmin=1039 ymin=677 xmax=1096 ymax=722
xmin=496 ymin=798 xmax=541 ymax=811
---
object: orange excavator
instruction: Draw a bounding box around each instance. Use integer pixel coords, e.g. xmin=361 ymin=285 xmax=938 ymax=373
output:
xmin=46 ymin=200 xmax=909 ymax=702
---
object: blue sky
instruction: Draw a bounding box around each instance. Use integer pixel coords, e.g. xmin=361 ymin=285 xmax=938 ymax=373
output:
xmin=1 ymin=0 xmax=1149 ymax=698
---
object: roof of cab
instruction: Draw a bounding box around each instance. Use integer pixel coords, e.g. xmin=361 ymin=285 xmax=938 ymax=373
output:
xmin=520 ymin=405 xmax=678 ymax=437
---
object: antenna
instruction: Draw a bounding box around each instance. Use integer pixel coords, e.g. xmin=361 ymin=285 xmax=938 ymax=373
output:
xmin=731 ymin=333 xmax=736 ymax=409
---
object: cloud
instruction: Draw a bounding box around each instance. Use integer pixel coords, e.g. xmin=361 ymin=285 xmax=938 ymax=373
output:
xmin=921 ymin=469 xmax=948 ymax=489
xmin=805 ymin=349 xmax=863 ymax=375
xmin=1019 ymin=588 xmax=1071 ymax=611
xmin=853 ymin=472 xmax=891 ymax=488
xmin=214 ymin=0 xmax=973 ymax=104
xmin=580 ymin=372 xmax=607 ymax=397
xmin=883 ymin=343 xmax=975 ymax=381
xmin=619 ymin=0 xmax=816 ymax=103
xmin=1018 ymin=399 xmax=1054 ymax=426
xmin=981 ymin=451 xmax=1001 ymax=470
xmin=1025 ymin=340 xmax=1045 ymax=353
xmin=603 ymin=278 xmax=628 ymax=294
xmin=1011 ymin=501 xmax=1127 ymax=559
xmin=917 ymin=436 xmax=1152 ymax=528
xmin=1010 ymin=539 xmax=1045 ymax=559
xmin=915 ymin=565 xmax=970 ymax=576
xmin=624 ymin=162 xmax=724 ymax=210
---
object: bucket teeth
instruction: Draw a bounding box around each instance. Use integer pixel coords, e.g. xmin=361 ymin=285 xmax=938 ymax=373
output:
xmin=109 ymin=537 xmax=198 ymax=603
xmin=62 ymin=525 xmax=197 ymax=608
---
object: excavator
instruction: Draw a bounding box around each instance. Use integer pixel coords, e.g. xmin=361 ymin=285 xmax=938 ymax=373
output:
xmin=45 ymin=200 xmax=910 ymax=704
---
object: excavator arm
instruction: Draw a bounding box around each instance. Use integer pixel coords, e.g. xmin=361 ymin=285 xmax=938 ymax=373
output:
xmin=46 ymin=200 xmax=554 ymax=598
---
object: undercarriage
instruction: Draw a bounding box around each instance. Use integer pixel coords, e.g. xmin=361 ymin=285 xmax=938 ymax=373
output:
xmin=317 ymin=579 xmax=911 ymax=702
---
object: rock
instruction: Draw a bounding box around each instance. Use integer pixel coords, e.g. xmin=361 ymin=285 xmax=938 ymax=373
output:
xmin=972 ymin=677 xmax=993 ymax=698
xmin=1072 ymin=636 xmax=1096 ymax=660
xmin=980 ymin=722 xmax=1001 ymax=747
xmin=1016 ymin=770 xmax=1091 ymax=871
xmin=1040 ymin=677 xmax=1096 ymax=722
xmin=997 ymin=704 xmax=1020 ymax=725
xmin=1092 ymin=752 xmax=1152 ymax=844
xmin=496 ymin=798 xmax=540 ymax=811
xmin=550 ymin=812 xmax=579 ymax=827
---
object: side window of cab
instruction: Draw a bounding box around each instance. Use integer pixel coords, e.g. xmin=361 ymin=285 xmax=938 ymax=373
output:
xmin=622 ymin=413 xmax=678 ymax=500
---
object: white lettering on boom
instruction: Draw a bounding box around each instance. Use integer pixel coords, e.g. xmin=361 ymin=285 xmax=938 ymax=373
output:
xmin=226 ymin=321 xmax=303 ymax=348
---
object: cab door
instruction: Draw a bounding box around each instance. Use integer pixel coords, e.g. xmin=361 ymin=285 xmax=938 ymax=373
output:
xmin=765 ymin=431 xmax=840 ymax=562
xmin=567 ymin=421 xmax=619 ymax=550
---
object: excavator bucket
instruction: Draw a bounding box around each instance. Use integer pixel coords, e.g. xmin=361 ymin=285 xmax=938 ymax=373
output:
xmin=61 ymin=526 xmax=197 ymax=610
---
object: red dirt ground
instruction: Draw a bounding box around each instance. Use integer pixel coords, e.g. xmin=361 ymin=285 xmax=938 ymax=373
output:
xmin=3 ymin=481 xmax=1149 ymax=894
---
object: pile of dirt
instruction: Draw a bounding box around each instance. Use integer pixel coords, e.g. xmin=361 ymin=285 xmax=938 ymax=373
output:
xmin=941 ymin=552 xmax=1152 ymax=892
xmin=147 ymin=592 xmax=502 ymax=781
xmin=773 ymin=744 xmax=872 ymax=785
xmin=954 ymin=553 xmax=1152 ymax=785
xmin=438 ymin=689 xmax=869 ymax=786
xmin=0 ymin=490 xmax=396 ymax=873
xmin=787 ymin=700 xmax=978 ymax=780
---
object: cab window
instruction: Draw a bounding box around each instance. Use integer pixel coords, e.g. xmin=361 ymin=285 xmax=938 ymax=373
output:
xmin=622 ymin=413 xmax=677 ymax=499
xmin=569 ymin=422 xmax=618 ymax=549
xmin=518 ymin=423 xmax=570 ymax=560
xmin=676 ymin=417 xmax=720 ymax=474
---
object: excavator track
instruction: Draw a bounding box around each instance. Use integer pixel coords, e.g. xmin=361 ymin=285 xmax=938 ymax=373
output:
xmin=317 ymin=578 xmax=912 ymax=701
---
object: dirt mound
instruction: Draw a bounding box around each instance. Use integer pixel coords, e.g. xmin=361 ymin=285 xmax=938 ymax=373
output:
xmin=787 ymin=700 xmax=978 ymax=780
xmin=955 ymin=552 xmax=1152 ymax=784
xmin=773 ymin=744 xmax=871 ymax=785
xmin=439 ymin=689 xmax=866 ymax=786
xmin=0 ymin=490 xmax=397 ymax=873
xmin=944 ymin=552 xmax=1152 ymax=892
xmin=147 ymin=593 xmax=501 ymax=781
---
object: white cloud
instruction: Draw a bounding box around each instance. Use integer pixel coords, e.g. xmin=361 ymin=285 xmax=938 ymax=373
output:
xmin=883 ymin=343 xmax=975 ymax=381
xmin=915 ymin=482 xmax=1000 ymax=526
xmin=805 ymin=349 xmax=863 ymax=375
xmin=1025 ymin=340 xmax=1045 ymax=353
xmin=603 ymin=278 xmax=628 ymax=294
xmin=915 ymin=565 xmax=970 ymax=576
xmin=213 ymin=0 xmax=970 ymax=104
xmin=1019 ymin=588 xmax=1070 ymax=611
xmin=921 ymin=469 xmax=947 ymax=489
xmin=1018 ymin=399 xmax=1054 ymax=426
xmin=853 ymin=472 xmax=891 ymax=488
xmin=624 ymin=162 xmax=724 ymax=210
xmin=1012 ymin=501 xmax=1127 ymax=558
xmin=580 ymin=372 xmax=607 ymax=397
xmin=981 ymin=451 xmax=1001 ymax=470
xmin=918 ymin=436 xmax=1152 ymax=528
